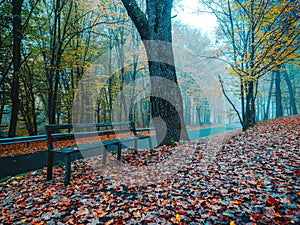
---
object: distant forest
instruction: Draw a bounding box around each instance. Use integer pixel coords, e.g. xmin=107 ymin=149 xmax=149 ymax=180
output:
xmin=0 ymin=0 xmax=299 ymax=137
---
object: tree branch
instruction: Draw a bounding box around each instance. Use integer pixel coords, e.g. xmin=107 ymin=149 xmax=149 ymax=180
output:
xmin=218 ymin=74 xmax=244 ymax=128
xmin=121 ymin=0 xmax=149 ymax=40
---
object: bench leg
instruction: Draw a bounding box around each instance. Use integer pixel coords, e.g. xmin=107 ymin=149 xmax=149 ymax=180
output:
xmin=103 ymin=147 xmax=107 ymax=165
xmin=134 ymin=139 xmax=138 ymax=154
xmin=117 ymin=143 xmax=122 ymax=161
xmin=64 ymin=154 xmax=71 ymax=185
xmin=148 ymin=137 xmax=153 ymax=150
xmin=47 ymin=151 xmax=54 ymax=181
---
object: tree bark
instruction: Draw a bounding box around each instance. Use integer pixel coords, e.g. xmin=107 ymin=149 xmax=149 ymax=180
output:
xmin=240 ymin=81 xmax=245 ymax=126
xmin=283 ymin=69 xmax=298 ymax=115
xmin=47 ymin=0 xmax=59 ymax=124
xmin=121 ymin=0 xmax=189 ymax=145
xmin=275 ymin=70 xmax=283 ymax=118
xmin=9 ymin=0 xmax=23 ymax=137
xmin=244 ymin=0 xmax=256 ymax=130
xmin=0 ymin=91 xmax=5 ymax=126
xmin=256 ymin=95 xmax=260 ymax=122
xmin=196 ymin=107 xmax=202 ymax=125
xmin=184 ymin=95 xmax=191 ymax=125
xmin=264 ymin=73 xmax=274 ymax=120
xmin=244 ymin=81 xmax=255 ymax=130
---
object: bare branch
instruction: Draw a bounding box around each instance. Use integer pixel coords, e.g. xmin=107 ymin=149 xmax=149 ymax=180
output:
xmin=218 ymin=74 xmax=244 ymax=128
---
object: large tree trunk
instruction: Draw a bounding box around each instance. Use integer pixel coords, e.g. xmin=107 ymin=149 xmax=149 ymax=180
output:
xmin=9 ymin=0 xmax=23 ymax=137
xmin=148 ymin=60 xmax=187 ymax=145
xmin=121 ymin=0 xmax=189 ymax=146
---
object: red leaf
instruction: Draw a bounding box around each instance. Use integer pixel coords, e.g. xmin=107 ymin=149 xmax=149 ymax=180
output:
xmin=252 ymin=213 xmax=263 ymax=220
xmin=178 ymin=209 xmax=186 ymax=215
xmin=19 ymin=201 xmax=26 ymax=206
xmin=266 ymin=198 xmax=280 ymax=206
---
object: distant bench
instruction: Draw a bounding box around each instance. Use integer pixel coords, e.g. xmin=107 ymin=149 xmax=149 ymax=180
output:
xmin=46 ymin=121 xmax=153 ymax=185
xmin=0 ymin=135 xmax=47 ymax=147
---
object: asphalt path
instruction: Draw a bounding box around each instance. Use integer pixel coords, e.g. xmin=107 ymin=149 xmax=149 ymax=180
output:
xmin=0 ymin=125 xmax=241 ymax=179
xmin=188 ymin=125 xmax=241 ymax=141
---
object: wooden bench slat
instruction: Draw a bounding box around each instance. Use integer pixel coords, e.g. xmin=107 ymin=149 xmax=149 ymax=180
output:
xmin=50 ymin=148 xmax=77 ymax=154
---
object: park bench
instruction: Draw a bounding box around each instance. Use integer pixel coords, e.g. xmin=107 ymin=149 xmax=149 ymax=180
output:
xmin=46 ymin=121 xmax=153 ymax=185
xmin=0 ymin=135 xmax=47 ymax=147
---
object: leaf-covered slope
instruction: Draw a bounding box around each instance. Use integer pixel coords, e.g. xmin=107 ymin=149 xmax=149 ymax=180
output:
xmin=0 ymin=115 xmax=299 ymax=224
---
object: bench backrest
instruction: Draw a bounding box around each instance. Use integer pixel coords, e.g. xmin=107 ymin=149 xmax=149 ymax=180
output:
xmin=45 ymin=121 xmax=137 ymax=149
xmin=0 ymin=135 xmax=46 ymax=145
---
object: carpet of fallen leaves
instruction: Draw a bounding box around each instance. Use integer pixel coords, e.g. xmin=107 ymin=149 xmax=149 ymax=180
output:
xmin=0 ymin=115 xmax=299 ymax=224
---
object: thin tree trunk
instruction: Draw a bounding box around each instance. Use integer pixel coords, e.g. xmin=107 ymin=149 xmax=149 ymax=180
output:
xmin=240 ymin=80 xmax=245 ymax=126
xmin=244 ymin=81 xmax=255 ymax=130
xmin=275 ymin=70 xmax=283 ymax=117
xmin=118 ymin=29 xmax=128 ymax=122
xmin=283 ymin=69 xmax=298 ymax=115
xmin=184 ymin=94 xmax=191 ymax=125
xmin=48 ymin=0 xmax=59 ymax=124
xmin=129 ymin=23 xmax=140 ymax=124
xmin=205 ymin=108 xmax=211 ymax=124
xmin=218 ymin=75 xmax=244 ymax=129
xmin=108 ymin=40 xmax=113 ymax=122
xmin=256 ymin=95 xmax=260 ymax=122
xmin=48 ymin=0 xmax=71 ymax=124
xmin=140 ymin=99 xmax=145 ymax=127
xmin=0 ymin=88 xmax=6 ymax=126
xmin=264 ymin=73 xmax=274 ymax=120
xmin=23 ymin=60 xmax=38 ymax=135
xmin=196 ymin=107 xmax=202 ymax=125
xmin=9 ymin=0 xmax=23 ymax=137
